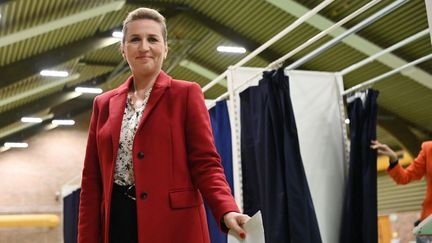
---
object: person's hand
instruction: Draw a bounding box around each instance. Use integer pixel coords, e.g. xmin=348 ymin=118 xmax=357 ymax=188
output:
xmin=370 ymin=140 xmax=398 ymax=162
xmin=223 ymin=212 xmax=251 ymax=239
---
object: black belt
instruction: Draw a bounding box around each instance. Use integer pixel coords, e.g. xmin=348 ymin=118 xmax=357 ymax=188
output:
xmin=113 ymin=183 xmax=136 ymax=201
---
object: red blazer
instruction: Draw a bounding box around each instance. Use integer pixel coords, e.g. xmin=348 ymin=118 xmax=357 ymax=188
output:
xmin=388 ymin=141 xmax=432 ymax=221
xmin=78 ymin=71 xmax=239 ymax=243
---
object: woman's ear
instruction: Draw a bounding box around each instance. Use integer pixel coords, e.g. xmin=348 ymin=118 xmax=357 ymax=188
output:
xmin=164 ymin=45 xmax=169 ymax=59
xmin=119 ymin=44 xmax=123 ymax=55
xmin=119 ymin=44 xmax=126 ymax=59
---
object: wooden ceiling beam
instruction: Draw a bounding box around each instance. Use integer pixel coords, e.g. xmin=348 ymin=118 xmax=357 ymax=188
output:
xmin=0 ymin=1 xmax=125 ymax=48
xmin=0 ymin=99 xmax=92 ymax=145
xmin=0 ymin=33 xmax=118 ymax=90
xmin=0 ymin=60 xmax=131 ymax=143
xmin=0 ymin=73 xmax=110 ymax=128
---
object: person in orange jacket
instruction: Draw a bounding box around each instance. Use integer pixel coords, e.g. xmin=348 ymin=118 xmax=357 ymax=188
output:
xmin=371 ymin=140 xmax=432 ymax=243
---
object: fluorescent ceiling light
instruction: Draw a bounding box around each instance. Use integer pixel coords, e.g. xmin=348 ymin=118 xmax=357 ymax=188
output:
xmin=40 ymin=70 xmax=69 ymax=77
xmin=75 ymin=87 xmax=103 ymax=94
xmin=217 ymin=46 xmax=246 ymax=53
xmin=4 ymin=142 xmax=28 ymax=148
xmin=21 ymin=117 xmax=43 ymax=123
xmin=52 ymin=119 xmax=75 ymax=125
xmin=112 ymin=31 xmax=123 ymax=39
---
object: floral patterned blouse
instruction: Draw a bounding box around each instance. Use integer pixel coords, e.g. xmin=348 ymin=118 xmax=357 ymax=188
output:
xmin=113 ymin=88 xmax=152 ymax=186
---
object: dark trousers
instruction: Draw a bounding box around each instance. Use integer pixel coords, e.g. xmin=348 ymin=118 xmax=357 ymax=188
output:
xmin=64 ymin=189 xmax=80 ymax=243
xmin=109 ymin=183 xmax=138 ymax=243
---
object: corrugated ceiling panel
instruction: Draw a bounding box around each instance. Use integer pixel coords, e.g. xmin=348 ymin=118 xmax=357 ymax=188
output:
xmin=344 ymin=61 xmax=396 ymax=87
xmin=377 ymin=126 xmax=400 ymax=149
xmin=420 ymin=60 xmax=432 ymax=74
xmin=0 ymin=57 xmax=105 ymax=113
xmin=269 ymin=27 xmax=326 ymax=61
xmin=375 ymin=75 xmax=432 ymax=131
xmin=0 ymin=0 xmax=112 ymax=36
xmin=169 ymin=65 xmax=211 ymax=87
xmin=196 ymin=37 xmax=248 ymax=71
xmin=186 ymin=0 xmax=290 ymax=68
xmin=332 ymin=0 xmax=395 ymax=29
xmin=167 ymin=15 xmax=227 ymax=72
xmin=66 ymin=64 xmax=114 ymax=87
xmin=298 ymin=0 xmax=372 ymax=23
xmin=0 ymin=59 xmax=80 ymax=101
xmin=169 ymin=65 xmax=226 ymax=99
xmin=343 ymin=54 xmax=432 ymax=132
xmin=190 ymin=0 xmax=291 ymax=45
xmin=0 ymin=63 xmax=113 ymax=114
xmin=205 ymin=84 xmax=227 ymax=100
xmin=397 ymin=36 xmax=432 ymax=59
xmin=410 ymin=127 xmax=431 ymax=145
xmin=395 ymin=36 xmax=432 ymax=74
xmin=103 ymin=71 xmax=131 ymax=91
xmin=167 ymin=14 xmax=268 ymax=77
xmin=97 ymin=4 xmax=138 ymax=32
xmin=82 ymin=43 xmax=123 ymax=64
xmin=318 ymin=44 xmax=369 ymax=71
xmin=8 ymin=84 xmax=63 ymax=111
xmin=167 ymin=15 xmax=209 ymax=45
xmin=0 ymin=16 xmax=102 ymax=66
xmin=378 ymin=171 xmax=426 ymax=213
xmin=293 ymin=40 xmax=370 ymax=72
xmin=357 ymin=0 xmax=428 ymax=50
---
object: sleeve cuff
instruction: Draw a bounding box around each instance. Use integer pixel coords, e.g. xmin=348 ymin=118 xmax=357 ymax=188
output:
xmin=220 ymin=217 xmax=229 ymax=232
xmin=388 ymin=159 xmax=399 ymax=170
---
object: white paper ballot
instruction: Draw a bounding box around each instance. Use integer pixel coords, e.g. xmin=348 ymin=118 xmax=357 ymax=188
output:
xmin=228 ymin=211 xmax=265 ymax=243
xmin=413 ymin=214 xmax=432 ymax=235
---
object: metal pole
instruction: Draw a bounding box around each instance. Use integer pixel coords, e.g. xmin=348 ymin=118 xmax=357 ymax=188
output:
xmin=342 ymin=53 xmax=432 ymax=96
xmin=268 ymin=0 xmax=382 ymax=69
xmin=286 ymin=0 xmax=409 ymax=70
xmin=340 ymin=29 xmax=429 ymax=75
xmin=426 ymin=0 xmax=432 ymax=46
xmin=202 ymin=0 xmax=334 ymax=92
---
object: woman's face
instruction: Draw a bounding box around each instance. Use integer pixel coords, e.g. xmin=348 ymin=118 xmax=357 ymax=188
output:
xmin=122 ymin=19 xmax=167 ymax=77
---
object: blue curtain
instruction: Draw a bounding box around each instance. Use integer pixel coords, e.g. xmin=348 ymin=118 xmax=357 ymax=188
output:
xmin=339 ymin=89 xmax=379 ymax=243
xmin=205 ymin=100 xmax=234 ymax=243
xmin=240 ymin=68 xmax=322 ymax=243
xmin=64 ymin=188 xmax=81 ymax=243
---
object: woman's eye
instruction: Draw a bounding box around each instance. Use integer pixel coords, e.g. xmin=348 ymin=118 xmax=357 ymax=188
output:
xmin=148 ymin=37 xmax=158 ymax=43
xmin=130 ymin=37 xmax=140 ymax=42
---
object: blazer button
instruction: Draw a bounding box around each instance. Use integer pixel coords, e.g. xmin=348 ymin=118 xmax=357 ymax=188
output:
xmin=140 ymin=192 xmax=148 ymax=200
xmin=137 ymin=151 xmax=144 ymax=159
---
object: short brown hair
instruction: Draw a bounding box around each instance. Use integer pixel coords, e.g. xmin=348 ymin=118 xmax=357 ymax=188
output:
xmin=122 ymin=7 xmax=167 ymax=45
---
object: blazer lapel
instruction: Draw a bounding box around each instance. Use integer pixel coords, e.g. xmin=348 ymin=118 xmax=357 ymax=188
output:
xmin=137 ymin=71 xmax=172 ymax=132
xmin=109 ymin=78 xmax=130 ymax=160
xmin=106 ymin=72 xmax=171 ymax=154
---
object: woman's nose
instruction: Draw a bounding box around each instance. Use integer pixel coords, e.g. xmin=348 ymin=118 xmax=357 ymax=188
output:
xmin=138 ymin=40 xmax=149 ymax=51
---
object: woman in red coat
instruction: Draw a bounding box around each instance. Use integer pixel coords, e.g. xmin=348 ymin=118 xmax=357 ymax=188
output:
xmin=78 ymin=7 xmax=249 ymax=243
xmin=371 ymin=140 xmax=432 ymax=242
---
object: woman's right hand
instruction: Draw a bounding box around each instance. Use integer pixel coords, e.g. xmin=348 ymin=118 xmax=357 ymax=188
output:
xmin=370 ymin=140 xmax=398 ymax=162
